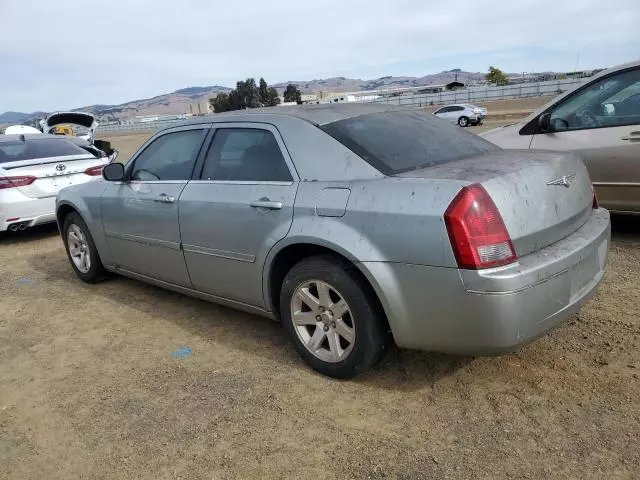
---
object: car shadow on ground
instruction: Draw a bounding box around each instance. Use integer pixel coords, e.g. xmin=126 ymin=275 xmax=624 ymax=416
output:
xmin=610 ymin=213 xmax=639 ymax=242
xmin=24 ymin=212 xmax=635 ymax=388
xmin=27 ymin=250 xmax=472 ymax=390
xmin=0 ymin=223 xmax=59 ymax=245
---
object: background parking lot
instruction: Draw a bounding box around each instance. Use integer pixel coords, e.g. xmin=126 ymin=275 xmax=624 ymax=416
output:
xmin=1 ymin=103 xmax=639 ymax=479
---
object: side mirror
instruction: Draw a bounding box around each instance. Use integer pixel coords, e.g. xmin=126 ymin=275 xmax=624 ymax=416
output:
xmin=538 ymin=112 xmax=551 ymax=132
xmin=102 ymin=162 xmax=125 ymax=182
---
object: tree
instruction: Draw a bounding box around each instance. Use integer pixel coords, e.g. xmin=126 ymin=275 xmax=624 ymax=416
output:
xmin=267 ymin=87 xmax=280 ymax=107
xmin=283 ymin=84 xmax=302 ymax=103
xmin=209 ymin=93 xmax=231 ymax=113
xmin=259 ymin=78 xmax=270 ymax=106
xmin=209 ymin=77 xmax=281 ymax=112
xmin=486 ymin=66 xmax=509 ymax=86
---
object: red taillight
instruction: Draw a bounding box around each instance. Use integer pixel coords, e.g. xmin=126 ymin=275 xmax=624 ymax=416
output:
xmin=0 ymin=176 xmax=36 ymax=190
xmin=444 ymin=184 xmax=517 ymax=270
xmin=84 ymin=165 xmax=104 ymax=176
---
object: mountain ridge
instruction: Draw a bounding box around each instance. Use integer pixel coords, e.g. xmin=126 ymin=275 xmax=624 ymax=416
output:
xmin=2 ymin=70 xmax=495 ymax=123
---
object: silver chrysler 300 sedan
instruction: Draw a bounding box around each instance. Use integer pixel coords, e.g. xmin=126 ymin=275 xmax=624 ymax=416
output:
xmin=56 ymin=104 xmax=610 ymax=378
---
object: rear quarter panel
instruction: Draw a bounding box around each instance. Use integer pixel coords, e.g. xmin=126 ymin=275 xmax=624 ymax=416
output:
xmin=270 ymin=176 xmax=464 ymax=265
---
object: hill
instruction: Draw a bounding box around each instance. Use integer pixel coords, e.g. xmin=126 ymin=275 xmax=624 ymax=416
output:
xmin=1 ymin=70 xmax=491 ymax=123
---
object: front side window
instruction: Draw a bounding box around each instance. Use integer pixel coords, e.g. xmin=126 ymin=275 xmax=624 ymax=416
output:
xmin=321 ymin=110 xmax=499 ymax=175
xmin=201 ymin=128 xmax=293 ymax=182
xmin=130 ymin=129 xmax=205 ymax=181
xmin=550 ymin=68 xmax=640 ymax=131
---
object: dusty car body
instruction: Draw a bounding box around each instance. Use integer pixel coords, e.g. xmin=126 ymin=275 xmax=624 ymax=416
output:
xmin=481 ymin=60 xmax=640 ymax=213
xmin=56 ymin=104 xmax=610 ymax=377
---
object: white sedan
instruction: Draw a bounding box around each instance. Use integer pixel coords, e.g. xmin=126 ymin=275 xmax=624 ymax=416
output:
xmin=433 ymin=104 xmax=487 ymax=127
xmin=0 ymin=134 xmax=109 ymax=232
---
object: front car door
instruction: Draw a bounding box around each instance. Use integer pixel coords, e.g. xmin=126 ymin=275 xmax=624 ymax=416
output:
xmin=433 ymin=106 xmax=449 ymax=120
xmin=178 ymin=123 xmax=298 ymax=307
xmin=101 ymin=125 xmax=208 ymax=286
xmin=529 ymin=67 xmax=640 ymax=212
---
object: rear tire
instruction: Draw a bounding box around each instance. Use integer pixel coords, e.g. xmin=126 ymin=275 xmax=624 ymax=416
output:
xmin=62 ymin=212 xmax=107 ymax=283
xmin=458 ymin=116 xmax=470 ymax=127
xmin=280 ymin=255 xmax=388 ymax=378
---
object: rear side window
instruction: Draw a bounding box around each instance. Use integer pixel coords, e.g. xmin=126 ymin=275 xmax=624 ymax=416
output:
xmin=0 ymin=138 xmax=89 ymax=164
xmin=320 ymin=110 xmax=499 ymax=175
xmin=201 ymin=128 xmax=292 ymax=182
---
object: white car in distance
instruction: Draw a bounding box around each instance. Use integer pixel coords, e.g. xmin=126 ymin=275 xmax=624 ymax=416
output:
xmin=0 ymin=134 xmax=109 ymax=232
xmin=433 ymin=104 xmax=487 ymax=127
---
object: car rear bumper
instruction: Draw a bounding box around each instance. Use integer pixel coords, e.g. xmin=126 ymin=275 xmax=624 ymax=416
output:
xmin=0 ymin=193 xmax=57 ymax=231
xmin=360 ymin=208 xmax=610 ymax=354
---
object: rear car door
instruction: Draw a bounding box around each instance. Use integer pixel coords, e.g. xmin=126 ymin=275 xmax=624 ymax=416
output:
xmin=179 ymin=123 xmax=298 ymax=307
xmin=101 ymin=125 xmax=208 ymax=286
xmin=530 ymin=67 xmax=640 ymax=212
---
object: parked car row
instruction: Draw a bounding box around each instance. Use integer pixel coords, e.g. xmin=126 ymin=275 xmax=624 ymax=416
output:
xmin=5 ymin=60 xmax=638 ymax=378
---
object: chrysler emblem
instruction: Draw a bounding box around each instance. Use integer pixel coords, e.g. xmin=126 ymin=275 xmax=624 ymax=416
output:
xmin=547 ymin=172 xmax=576 ymax=188
xmin=55 ymin=164 xmax=66 ymax=172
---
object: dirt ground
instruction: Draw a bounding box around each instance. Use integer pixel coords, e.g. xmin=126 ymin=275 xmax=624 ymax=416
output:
xmin=1 ymin=218 xmax=638 ymax=480
xmin=2 ymin=96 xmax=639 ymax=479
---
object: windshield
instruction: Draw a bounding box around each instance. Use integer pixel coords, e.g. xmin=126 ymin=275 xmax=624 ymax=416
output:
xmin=0 ymin=137 xmax=91 ymax=164
xmin=320 ymin=110 xmax=500 ymax=175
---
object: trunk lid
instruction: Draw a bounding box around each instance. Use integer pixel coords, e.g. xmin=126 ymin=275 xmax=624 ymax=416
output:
xmin=396 ymin=150 xmax=593 ymax=257
xmin=1 ymin=154 xmax=107 ymax=198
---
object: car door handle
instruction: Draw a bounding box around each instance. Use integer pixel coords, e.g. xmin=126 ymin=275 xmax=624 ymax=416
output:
xmin=250 ymin=200 xmax=282 ymax=210
xmin=154 ymin=194 xmax=175 ymax=203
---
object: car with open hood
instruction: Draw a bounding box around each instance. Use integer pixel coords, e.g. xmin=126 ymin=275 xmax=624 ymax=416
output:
xmin=38 ymin=111 xmax=118 ymax=162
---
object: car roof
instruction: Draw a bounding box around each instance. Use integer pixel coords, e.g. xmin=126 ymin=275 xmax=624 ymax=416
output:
xmin=159 ymin=103 xmax=407 ymax=131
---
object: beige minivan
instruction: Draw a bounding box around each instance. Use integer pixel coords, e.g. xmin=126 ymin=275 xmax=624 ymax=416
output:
xmin=482 ymin=60 xmax=640 ymax=213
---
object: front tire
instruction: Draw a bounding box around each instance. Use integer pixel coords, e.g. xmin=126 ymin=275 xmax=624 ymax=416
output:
xmin=280 ymin=255 xmax=388 ymax=378
xmin=458 ymin=116 xmax=470 ymax=127
xmin=63 ymin=212 xmax=107 ymax=283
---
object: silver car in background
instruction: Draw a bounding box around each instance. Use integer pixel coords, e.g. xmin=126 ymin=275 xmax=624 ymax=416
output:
xmin=56 ymin=104 xmax=609 ymax=378
xmin=434 ymin=103 xmax=487 ymax=127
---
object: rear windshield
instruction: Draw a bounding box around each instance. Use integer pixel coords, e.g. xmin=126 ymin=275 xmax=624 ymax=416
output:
xmin=320 ymin=110 xmax=500 ymax=175
xmin=0 ymin=137 xmax=89 ymax=164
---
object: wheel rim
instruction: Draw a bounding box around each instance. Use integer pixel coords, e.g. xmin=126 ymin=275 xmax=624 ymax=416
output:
xmin=290 ymin=280 xmax=355 ymax=363
xmin=460 ymin=117 xmax=468 ymax=126
xmin=67 ymin=224 xmax=91 ymax=274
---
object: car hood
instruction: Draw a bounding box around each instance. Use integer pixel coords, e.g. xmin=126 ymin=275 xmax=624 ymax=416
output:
xmin=479 ymin=122 xmax=533 ymax=149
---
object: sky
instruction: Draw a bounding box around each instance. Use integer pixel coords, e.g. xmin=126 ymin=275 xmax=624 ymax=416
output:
xmin=1 ymin=0 xmax=639 ymax=112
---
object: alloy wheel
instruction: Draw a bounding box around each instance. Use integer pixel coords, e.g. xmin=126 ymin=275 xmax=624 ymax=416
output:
xmin=67 ymin=224 xmax=91 ymax=274
xmin=290 ymin=280 xmax=355 ymax=363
